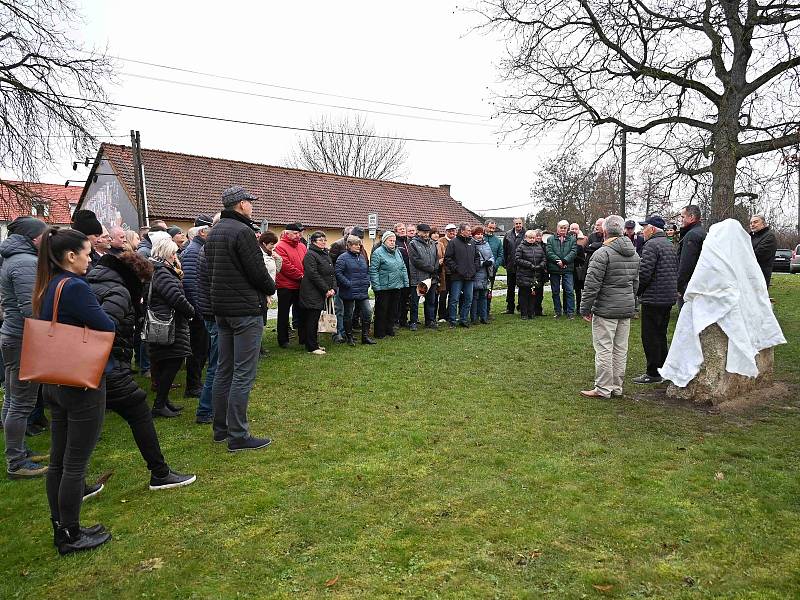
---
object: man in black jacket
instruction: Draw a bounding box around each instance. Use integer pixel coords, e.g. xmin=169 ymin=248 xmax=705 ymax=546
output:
xmin=205 ymin=186 xmax=275 ymax=452
xmin=445 ymin=223 xmax=481 ymax=327
xmin=676 ymin=204 xmax=706 ymax=307
xmin=633 ymin=215 xmax=678 ymax=384
xmin=750 ymin=214 xmax=778 ymax=286
xmin=502 ymin=218 xmax=525 ymax=314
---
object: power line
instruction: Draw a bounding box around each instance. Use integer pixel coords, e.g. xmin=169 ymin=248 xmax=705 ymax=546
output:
xmin=474 ymin=201 xmax=533 ymax=211
xmin=113 ymin=55 xmax=489 ymax=119
xmin=55 ymin=94 xmax=497 ymax=146
xmin=123 ymin=72 xmax=495 ymax=128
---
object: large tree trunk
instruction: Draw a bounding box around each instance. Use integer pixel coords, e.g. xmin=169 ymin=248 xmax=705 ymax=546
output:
xmin=710 ymin=150 xmax=737 ymax=224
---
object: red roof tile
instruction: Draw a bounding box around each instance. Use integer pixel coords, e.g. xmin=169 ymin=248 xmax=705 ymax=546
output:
xmin=95 ymin=144 xmax=480 ymax=230
xmin=0 ymin=181 xmax=80 ymax=224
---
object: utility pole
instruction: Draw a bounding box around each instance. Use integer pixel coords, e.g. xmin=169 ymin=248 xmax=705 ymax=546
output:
xmin=620 ymin=129 xmax=627 ymax=218
xmin=130 ymin=130 xmax=148 ymax=227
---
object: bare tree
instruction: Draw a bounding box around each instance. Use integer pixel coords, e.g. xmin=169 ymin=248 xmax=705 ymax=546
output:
xmin=478 ymin=1 xmax=800 ymax=224
xmin=531 ymin=150 xmax=596 ymax=228
xmin=287 ymin=115 xmax=408 ymax=181
xmin=0 ymin=0 xmax=115 ymax=197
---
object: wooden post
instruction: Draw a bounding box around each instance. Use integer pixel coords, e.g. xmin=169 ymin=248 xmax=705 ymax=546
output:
xmin=620 ymin=129 xmax=627 ymax=218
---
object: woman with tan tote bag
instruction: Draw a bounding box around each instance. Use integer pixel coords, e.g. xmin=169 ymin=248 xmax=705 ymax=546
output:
xmin=28 ymin=228 xmax=115 ymax=555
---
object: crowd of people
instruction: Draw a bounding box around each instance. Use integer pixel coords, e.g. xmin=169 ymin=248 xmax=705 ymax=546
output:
xmin=0 ymin=180 xmax=781 ymax=555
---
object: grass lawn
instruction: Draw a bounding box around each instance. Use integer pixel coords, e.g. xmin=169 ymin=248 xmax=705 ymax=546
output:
xmin=2 ymin=277 xmax=799 ymax=599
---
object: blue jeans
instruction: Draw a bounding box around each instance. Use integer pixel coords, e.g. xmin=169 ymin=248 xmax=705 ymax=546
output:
xmin=470 ymin=289 xmax=488 ymax=322
xmin=550 ymin=272 xmax=575 ymax=316
xmin=334 ymin=294 xmax=345 ymax=338
xmin=197 ymin=319 xmax=218 ymax=418
xmin=448 ymin=280 xmax=474 ymax=324
xmin=212 ymin=315 xmax=263 ymax=441
xmin=136 ymin=339 xmax=150 ymax=372
xmin=410 ymin=287 xmax=437 ymax=325
xmin=2 ymin=335 xmax=41 ymax=470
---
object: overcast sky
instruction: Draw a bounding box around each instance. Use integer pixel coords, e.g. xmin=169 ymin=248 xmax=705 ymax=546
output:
xmin=26 ymin=0 xmax=586 ymax=217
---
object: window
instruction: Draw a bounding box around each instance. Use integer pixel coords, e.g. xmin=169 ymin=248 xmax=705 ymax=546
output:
xmin=31 ymin=201 xmax=50 ymax=218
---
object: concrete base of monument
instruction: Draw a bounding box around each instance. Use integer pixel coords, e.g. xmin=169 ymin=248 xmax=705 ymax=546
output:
xmin=665 ymin=323 xmax=775 ymax=406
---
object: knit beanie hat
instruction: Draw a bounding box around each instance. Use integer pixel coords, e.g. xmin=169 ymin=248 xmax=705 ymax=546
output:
xmin=381 ymin=230 xmax=396 ymax=243
xmin=71 ymin=209 xmax=103 ymax=236
xmin=167 ymin=226 xmax=183 ymax=238
xmin=8 ymin=216 xmax=47 ymax=240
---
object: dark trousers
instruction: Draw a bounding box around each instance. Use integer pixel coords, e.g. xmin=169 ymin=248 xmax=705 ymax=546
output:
xmin=395 ymin=286 xmax=412 ymax=326
xmin=487 ymin=273 xmax=496 ymax=314
xmin=109 ymin=399 xmax=169 ymax=477
xmin=568 ymin=278 xmax=584 ymax=315
xmin=532 ymin=279 xmax=544 ymax=315
xmin=152 ymin=357 xmax=184 ymax=409
xmin=277 ymin=288 xmax=304 ymax=346
xmin=518 ymin=286 xmax=534 ymax=317
xmin=437 ymin=288 xmax=449 ymax=320
xmin=641 ymin=304 xmax=672 ymax=377
xmin=44 ymin=380 xmax=105 ymax=528
xmin=374 ymin=289 xmax=401 ymax=337
xmin=410 ymin=287 xmax=437 ymax=325
xmin=185 ymin=317 xmax=209 ymax=393
xmin=343 ymin=298 xmax=372 ymax=338
xmin=506 ymin=271 xmax=518 ymax=311
xmin=303 ymin=308 xmax=322 ymax=352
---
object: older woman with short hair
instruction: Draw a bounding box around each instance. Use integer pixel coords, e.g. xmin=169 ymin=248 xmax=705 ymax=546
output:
xmin=336 ymin=235 xmax=375 ymax=345
xmin=146 ymin=236 xmax=195 ymax=417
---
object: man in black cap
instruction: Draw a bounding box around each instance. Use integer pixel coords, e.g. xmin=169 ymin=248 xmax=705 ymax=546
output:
xmin=624 ymin=220 xmax=645 ymax=257
xmin=408 ymin=223 xmax=438 ymax=329
xmin=1 ymin=216 xmax=48 ymax=478
xmin=71 ymin=209 xmax=104 ymax=270
xmin=205 ymin=186 xmax=275 ymax=452
xmin=633 ymin=215 xmax=678 ymax=384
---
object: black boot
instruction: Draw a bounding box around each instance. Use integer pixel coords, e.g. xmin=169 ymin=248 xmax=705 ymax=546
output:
xmin=55 ymin=524 xmax=111 ymax=555
xmin=361 ymin=325 xmax=376 ymax=345
xmin=51 ymin=519 xmax=106 ymax=546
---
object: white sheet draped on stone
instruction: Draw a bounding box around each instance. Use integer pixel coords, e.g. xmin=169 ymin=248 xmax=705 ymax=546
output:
xmin=659 ymin=219 xmax=786 ymax=387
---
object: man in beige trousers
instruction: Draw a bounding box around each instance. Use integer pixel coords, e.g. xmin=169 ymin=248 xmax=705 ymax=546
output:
xmin=579 ymin=215 xmax=640 ymax=398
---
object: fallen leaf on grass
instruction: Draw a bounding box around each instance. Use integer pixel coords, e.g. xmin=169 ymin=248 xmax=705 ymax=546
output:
xmin=714 ymin=472 xmax=725 ymax=480
xmin=138 ymin=557 xmax=164 ymax=572
xmin=325 ymin=575 xmax=339 ymax=587
xmin=592 ymin=584 xmax=613 ymax=593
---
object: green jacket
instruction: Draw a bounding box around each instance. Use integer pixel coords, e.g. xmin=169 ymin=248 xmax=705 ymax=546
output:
xmin=369 ymin=245 xmax=409 ymax=291
xmin=485 ymin=233 xmax=504 ymax=269
xmin=545 ymin=234 xmax=577 ymax=274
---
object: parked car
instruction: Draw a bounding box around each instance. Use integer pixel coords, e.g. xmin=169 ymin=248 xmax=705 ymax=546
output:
xmin=791 ymin=244 xmax=800 ymax=274
xmin=774 ymin=248 xmax=792 ymax=273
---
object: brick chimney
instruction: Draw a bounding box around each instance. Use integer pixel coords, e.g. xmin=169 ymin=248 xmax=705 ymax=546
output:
xmin=439 ymin=184 xmax=451 ymax=195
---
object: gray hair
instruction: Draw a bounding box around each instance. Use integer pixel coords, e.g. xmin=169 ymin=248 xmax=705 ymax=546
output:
xmin=532 ymin=228 xmax=543 ymax=237
xmin=150 ymin=236 xmax=179 ymax=260
xmin=604 ymin=215 xmax=625 ymax=237
xmin=484 ymin=219 xmax=496 ymax=226
xmin=346 ymin=234 xmax=362 ymax=247
xmin=752 ymin=214 xmax=767 ymax=224
xmin=187 ymin=226 xmax=200 ymax=241
xmin=524 ymin=229 xmax=537 ymax=237
xmin=557 ymin=220 xmax=569 ymax=228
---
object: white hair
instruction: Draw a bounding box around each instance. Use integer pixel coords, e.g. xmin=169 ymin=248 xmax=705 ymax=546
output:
xmin=557 ymin=220 xmax=569 ymax=228
xmin=604 ymin=215 xmax=625 ymax=237
xmin=151 ymin=236 xmax=179 ymax=260
xmin=187 ymin=226 xmax=200 ymax=241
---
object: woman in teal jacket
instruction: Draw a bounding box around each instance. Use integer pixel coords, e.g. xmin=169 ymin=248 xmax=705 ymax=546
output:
xmin=369 ymin=231 xmax=408 ymax=338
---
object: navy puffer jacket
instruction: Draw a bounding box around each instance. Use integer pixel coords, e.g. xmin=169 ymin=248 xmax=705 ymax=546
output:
xmin=637 ymin=232 xmax=678 ymax=306
xmin=196 ymin=246 xmax=213 ymax=320
xmin=180 ymin=236 xmax=204 ymax=312
xmin=336 ymin=249 xmax=370 ymax=300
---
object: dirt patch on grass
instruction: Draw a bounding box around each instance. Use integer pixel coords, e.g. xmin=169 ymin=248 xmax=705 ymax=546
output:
xmin=632 ymin=380 xmax=798 ymax=420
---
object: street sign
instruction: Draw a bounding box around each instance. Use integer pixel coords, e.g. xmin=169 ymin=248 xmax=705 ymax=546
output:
xmin=369 ymin=229 xmax=376 ymax=240
xmin=367 ymin=213 xmax=378 ymax=228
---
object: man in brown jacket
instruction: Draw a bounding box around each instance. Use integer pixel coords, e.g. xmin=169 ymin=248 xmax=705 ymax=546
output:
xmin=437 ymin=224 xmax=457 ymax=320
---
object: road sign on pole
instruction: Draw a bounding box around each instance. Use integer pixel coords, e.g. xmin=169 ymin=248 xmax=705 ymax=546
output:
xmin=368 ymin=213 xmax=378 ymax=239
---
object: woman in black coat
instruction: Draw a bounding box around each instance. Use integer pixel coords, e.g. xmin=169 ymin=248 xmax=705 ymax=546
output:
xmin=515 ymin=230 xmax=547 ymax=319
xmin=88 ymin=252 xmax=195 ymax=489
xmin=299 ymin=231 xmax=337 ymax=354
xmin=146 ymin=238 xmax=194 ymax=417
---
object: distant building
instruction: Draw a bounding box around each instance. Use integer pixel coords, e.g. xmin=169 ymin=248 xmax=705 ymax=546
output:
xmin=0 ymin=181 xmax=81 ymax=240
xmin=78 ymin=143 xmax=481 ymax=250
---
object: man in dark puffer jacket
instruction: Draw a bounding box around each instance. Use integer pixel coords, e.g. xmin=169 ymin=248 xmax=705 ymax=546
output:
xmin=633 ymin=215 xmax=678 ymax=385
xmin=180 ymin=222 xmax=210 ymax=397
xmin=580 ymin=215 xmax=640 ymax=399
xmin=88 ymin=252 xmax=195 ymax=489
xmin=205 ymin=186 xmax=275 ymax=452
xmin=194 ymin=219 xmax=219 ymax=424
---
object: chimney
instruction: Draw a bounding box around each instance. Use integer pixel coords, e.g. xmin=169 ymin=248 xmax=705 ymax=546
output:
xmin=439 ymin=184 xmax=451 ymax=195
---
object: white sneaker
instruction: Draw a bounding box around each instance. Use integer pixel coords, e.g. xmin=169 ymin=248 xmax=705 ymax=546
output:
xmin=310 ymin=349 xmax=326 ymax=355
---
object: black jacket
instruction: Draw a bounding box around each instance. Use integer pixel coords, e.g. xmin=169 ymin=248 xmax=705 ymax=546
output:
xmin=503 ymin=229 xmax=525 ymax=273
xmin=677 ymin=221 xmax=706 ymax=294
xmin=87 ymin=253 xmax=147 ymax=406
xmin=205 ymin=210 xmax=275 ymax=317
xmin=514 ymin=241 xmax=546 ymax=288
xmin=180 ymin=236 xmax=204 ymax=313
xmin=751 ymin=226 xmax=778 ymax=286
xmin=299 ymin=244 xmax=337 ymax=311
xmin=146 ymin=260 xmax=194 ymax=362
xmin=637 ymin=231 xmax=678 ymax=306
xmin=408 ymin=235 xmax=438 ymax=286
xmin=444 ymin=234 xmax=481 ymax=281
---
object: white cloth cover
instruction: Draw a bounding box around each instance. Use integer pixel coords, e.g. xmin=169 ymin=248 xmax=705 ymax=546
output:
xmin=659 ymin=219 xmax=786 ymax=387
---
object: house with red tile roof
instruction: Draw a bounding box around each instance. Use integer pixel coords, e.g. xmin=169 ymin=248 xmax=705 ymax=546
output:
xmin=78 ymin=143 xmax=481 ymax=249
xmin=0 ymin=181 xmax=81 ymax=240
